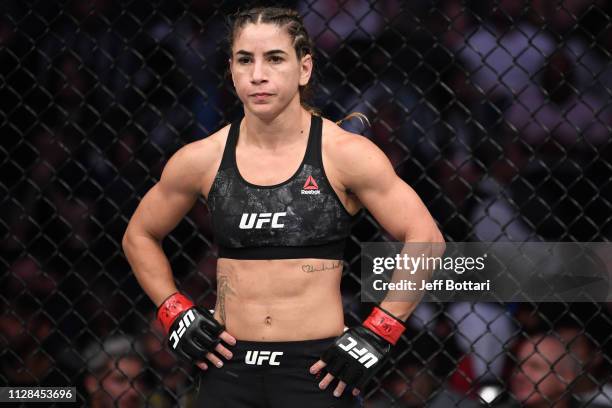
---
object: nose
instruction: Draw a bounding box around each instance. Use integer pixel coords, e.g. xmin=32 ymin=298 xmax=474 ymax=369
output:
xmin=251 ymin=59 xmax=267 ymax=84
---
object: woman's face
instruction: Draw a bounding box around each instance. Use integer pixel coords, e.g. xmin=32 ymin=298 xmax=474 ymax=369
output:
xmin=230 ymin=23 xmax=312 ymax=118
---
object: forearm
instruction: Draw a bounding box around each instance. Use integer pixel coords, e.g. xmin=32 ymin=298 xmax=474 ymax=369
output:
xmin=378 ymin=300 xmax=419 ymax=321
xmin=122 ymin=231 xmax=178 ymax=307
xmin=380 ymin=232 xmax=445 ymax=322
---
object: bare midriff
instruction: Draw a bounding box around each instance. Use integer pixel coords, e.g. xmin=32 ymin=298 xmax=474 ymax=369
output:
xmin=213 ymin=257 xmax=346 ymax=341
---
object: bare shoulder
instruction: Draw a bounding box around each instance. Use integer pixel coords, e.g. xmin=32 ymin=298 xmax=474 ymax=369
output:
xmin=172 ymin=125 xmax=230 ymax=172
xmin=320 ymin=117 xmax=392 ymax=179
xmin=159 ymin=124 xmax=230 ymax=196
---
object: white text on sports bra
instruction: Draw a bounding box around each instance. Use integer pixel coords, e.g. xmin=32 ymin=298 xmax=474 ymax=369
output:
xmin=239 ymin=212 xmax=286 ymax=229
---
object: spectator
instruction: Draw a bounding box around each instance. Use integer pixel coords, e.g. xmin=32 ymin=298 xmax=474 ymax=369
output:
xmin=511 ymin=334 xmax=576 ymax=406
xmin=0 ymin=299 xmax=55 ymax=386
xmin=456 ymin=0 xmax=556 ymax=100
xmin=505 ymin=50 xmax=612 ymax=148
xmin=496 ymin=332 xmax=606 ymax=408
xmin=298 ymin=0 xmax=396 ymax=53
xmin=83 ymin=336 xmax=146 ymax=408
xmin=366 ymin=360 xmax=443 ymax=408
xmin=445 ymin=302 xmax=516 ymax=393
xmin=469 ymin=140 xmax=537 ymax=242
xmin=140 ymin=319 xmax=197 ymax=408
xmin=558 ymin=327 xmax=612 ymax=407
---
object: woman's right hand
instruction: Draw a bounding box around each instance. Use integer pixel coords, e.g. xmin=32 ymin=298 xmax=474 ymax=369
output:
xmin=157 ymin=293 xmax=236 ymax=369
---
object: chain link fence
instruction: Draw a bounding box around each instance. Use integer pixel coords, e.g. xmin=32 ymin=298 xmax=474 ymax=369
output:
xmin=2 ymin=0 xmax=612 ymax=406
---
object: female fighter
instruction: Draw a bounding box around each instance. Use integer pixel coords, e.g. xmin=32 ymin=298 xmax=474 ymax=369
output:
xmin=123 ymin=7 xmax=443 ymax=407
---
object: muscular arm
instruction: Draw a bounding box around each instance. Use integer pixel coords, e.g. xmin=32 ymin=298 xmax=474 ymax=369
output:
xmin=330 ymin=131 xmax=445 ymax=320
xmin=122 ymin=143 xmax=212 ymax=306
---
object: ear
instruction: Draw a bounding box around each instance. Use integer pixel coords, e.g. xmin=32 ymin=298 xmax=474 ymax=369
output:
xmin=299 ymin=54 xmax=313 ymax=87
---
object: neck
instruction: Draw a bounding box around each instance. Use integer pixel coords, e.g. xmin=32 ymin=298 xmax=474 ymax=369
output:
xmin=242 ymin=99 xmax=309 ymax=149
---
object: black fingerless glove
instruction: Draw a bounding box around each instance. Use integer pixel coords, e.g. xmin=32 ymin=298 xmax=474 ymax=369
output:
xmin=157 ymin=293 xmax=224 ymax=361
xmin=321 ymin=306 xmax=405 ymax=389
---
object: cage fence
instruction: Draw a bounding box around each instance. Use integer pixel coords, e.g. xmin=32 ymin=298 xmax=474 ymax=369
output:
xmin=1 ymin=0 xmax=612 ymax=407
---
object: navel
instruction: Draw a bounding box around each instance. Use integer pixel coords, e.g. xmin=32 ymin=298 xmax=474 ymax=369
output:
xmin=264 ymin=315 xmax=272 ymax=325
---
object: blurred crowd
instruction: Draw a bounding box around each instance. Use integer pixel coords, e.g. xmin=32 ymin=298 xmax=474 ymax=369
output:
xmin=1 ymin=0 xmax=612 ymax=406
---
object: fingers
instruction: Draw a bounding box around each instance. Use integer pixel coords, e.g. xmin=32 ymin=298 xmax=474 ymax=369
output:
xmin=196 ymin=343 xmax=232 ymax=370
xmin=318 ymin=373 xmax=334 ymax=390
xmin=211 ymin=331 xmax=235 ymax=363
xmin=333 ymin=381 xmax=346 ymax=397
xmin=310 ymin=360 xmax=359 ymax=398
xmin=214 ymin=343 xmax=233 ymax=360
xmin=205 ymin=352 xmax=224 ymax=368
xmin=220 ymin=331 xmax=237 ymax=346
xmin=309 ymin=359 xmax=326 ymax=375
xmin=318 ymin=373 xmax=354 ymax=398
xmin=197 ymin=331 xmax=235 ymax=369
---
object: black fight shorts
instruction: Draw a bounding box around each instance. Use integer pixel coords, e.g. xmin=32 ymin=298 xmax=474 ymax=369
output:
xmin=195 ymin=337 xmax=364 ymax=408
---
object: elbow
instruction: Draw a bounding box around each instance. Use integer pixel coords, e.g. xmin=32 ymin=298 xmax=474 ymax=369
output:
xmin=406 ymin=224 xmax=445 ymax=244
xmin=122 ymin=225 xmax=140 ymax=255
xmin=406 ymin=224 xmax=445 ymax=256
xmin=426 ymin=219 xmax=445 ymax=243
xmin=432 ymin=225 xmax=446 ymax=256
xmin=122 ymin=226 xmax=160 ymax=254
xmin=432 ymin=226 xmax=445 ymax=244
xmin=121 ymin=230 xmax=132 ymax=255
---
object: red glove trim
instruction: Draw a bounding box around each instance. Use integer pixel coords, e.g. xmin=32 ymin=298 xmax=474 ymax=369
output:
xmin=362 ymin=306 xmax=405 ymax=345
xmin=156 ymin=293 xmax=194 ymax=333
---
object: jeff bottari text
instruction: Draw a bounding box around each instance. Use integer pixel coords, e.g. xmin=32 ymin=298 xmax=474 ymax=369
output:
xmin=372 ymin=279 xmax=491 ymax=291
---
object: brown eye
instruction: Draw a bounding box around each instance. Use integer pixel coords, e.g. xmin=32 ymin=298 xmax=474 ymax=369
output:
xmin=269 ymin=55 xmax=283 ymax=63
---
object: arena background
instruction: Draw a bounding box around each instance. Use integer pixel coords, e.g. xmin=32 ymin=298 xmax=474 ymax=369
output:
xmin=2 ymin=0 xmax=612 ymax=406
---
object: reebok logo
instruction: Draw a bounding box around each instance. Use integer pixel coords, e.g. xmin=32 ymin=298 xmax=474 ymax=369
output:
xmin=338 ymin=336 xmax=379 ymax=368
xmin=245 ymin=350 xmax=283 ymax=366
xmin=301 ymin=175 xmax=320 ymax=195
xmin=239 ymin=212 xmax=286 ymax=229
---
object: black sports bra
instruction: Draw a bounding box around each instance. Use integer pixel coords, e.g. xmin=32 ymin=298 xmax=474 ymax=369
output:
xmin=206 ymin=115 xmax=355 ymax=260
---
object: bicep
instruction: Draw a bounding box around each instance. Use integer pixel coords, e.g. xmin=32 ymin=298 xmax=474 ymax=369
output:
xmin=345 ymin=141 xmax=439 ymax=241
xmin=128 ymin=183 xmax=199 ymax=241
xmin=125 ymin=150 xmax=202 ymax=241
xmin=359 ymin=175 xmax=438 ymax=241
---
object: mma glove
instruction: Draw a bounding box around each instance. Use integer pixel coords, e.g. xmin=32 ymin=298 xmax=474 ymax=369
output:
xmin=321 ymin=306 xmax=405 ymax=389
xmin=157 ymin=292 xmax=224 ymax=361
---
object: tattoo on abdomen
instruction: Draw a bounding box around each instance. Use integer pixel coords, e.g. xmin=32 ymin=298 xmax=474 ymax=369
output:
xmin=301 ymin=260 xmax=343 ymax=273
xmin=216 ymin=276 xmax=233 ymax=325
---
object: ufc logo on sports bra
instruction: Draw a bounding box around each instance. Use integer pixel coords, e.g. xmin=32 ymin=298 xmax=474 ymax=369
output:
xmin=169 ymin=310 xmax=195 ymax=350
xmin=245 ymin=350 xmax=284 ymax=366
xmin=239 ymin=212 xmax=286 ymax=229
xmin=338 ymin=336 xmax=379 ymax=368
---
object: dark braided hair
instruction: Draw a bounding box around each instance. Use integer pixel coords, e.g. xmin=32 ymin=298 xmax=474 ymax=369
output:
xmin=227 ymin=7 xmax=319 ymax=115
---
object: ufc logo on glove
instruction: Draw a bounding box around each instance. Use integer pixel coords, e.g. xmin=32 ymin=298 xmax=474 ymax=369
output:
xmin=169 ymin=309 xmax=195 ymax=349
xmin=338 ymin=336 xmax=379 ymax=368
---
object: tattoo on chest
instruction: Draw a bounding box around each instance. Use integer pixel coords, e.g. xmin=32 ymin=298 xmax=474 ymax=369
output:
xmin=301 ymin=260 xmax=343 ymax=273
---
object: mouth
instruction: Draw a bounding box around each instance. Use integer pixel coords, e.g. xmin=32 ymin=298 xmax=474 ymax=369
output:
xmin=249 ymin=93 xmax=274 ymax=103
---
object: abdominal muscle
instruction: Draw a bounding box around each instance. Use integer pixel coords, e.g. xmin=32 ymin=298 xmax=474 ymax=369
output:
xmin=213 ymin=257 xmax=346 ymax=341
